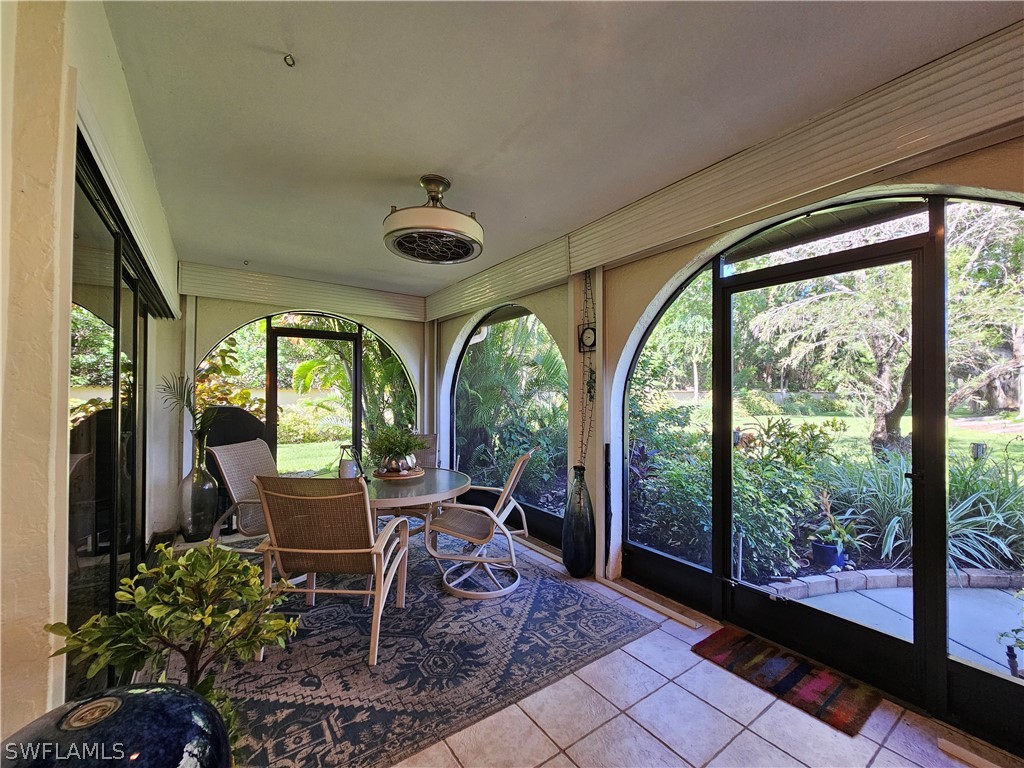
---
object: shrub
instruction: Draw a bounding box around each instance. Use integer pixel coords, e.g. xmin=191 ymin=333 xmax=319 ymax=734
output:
xmin=780 ymin=392 xmax=850 ymax=416
xmin=628 ymin=416 xmax=847 ymax=581
xmin=277 ymin=401 xmax=350 ymax=443
xmin=826 ymin=446 xmax=1023 ymax=570
xmin=46 ymin=542 xmax=298 ymax=755
xmin=824 ymin=450 xmax=913 ymax=565
xmin=737 ymin=389 xmax=782 ymax=416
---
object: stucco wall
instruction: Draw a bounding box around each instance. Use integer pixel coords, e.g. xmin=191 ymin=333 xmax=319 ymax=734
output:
xmin=1 ymin=0 xmax=75 ymax=733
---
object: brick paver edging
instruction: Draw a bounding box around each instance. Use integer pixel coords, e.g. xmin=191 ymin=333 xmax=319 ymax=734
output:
xmin=764 ymin=568 xmax=1024 ymax=600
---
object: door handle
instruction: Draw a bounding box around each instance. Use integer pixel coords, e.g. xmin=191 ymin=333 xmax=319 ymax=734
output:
xmin=904 ymin=472 xmax=922 ymax=481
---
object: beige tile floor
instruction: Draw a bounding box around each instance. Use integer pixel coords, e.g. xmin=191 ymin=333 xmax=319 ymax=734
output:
xmin=394 ymin=547 xmax=1023 ymax=768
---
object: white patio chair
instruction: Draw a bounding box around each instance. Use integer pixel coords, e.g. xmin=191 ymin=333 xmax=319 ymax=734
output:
xmin=207 ymin=438 xmax=277 ymax=538
xmin=424 ymin=447 xmax=534 ymax=599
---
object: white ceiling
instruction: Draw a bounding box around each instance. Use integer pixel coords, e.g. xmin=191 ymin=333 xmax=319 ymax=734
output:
xmin=102 ymin=1 xmax=1024 ymax=298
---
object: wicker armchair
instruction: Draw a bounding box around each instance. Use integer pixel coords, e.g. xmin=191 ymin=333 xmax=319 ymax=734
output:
xmin=424 ymin=448 xmax=534 ymax=599
xmin=254 ymin=476 xmax=409 ymax=666
xmin=207 ymin=438 xmax=277 ymax=538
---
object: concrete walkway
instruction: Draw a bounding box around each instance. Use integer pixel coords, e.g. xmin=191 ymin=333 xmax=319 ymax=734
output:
xmin=801 ymin=586 xmax=1022 ymax=674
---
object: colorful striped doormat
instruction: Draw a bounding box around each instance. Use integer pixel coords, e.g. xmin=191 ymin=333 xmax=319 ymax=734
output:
xmin=691 ymin=626 xmax=882 ymax=735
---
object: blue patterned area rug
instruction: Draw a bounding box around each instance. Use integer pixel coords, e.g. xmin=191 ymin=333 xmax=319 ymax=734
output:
xmin=220 ymin=542 xmax=657 ymax=767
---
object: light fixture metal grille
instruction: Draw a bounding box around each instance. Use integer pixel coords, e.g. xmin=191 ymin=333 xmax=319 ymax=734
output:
xmin=392 ymin=231 xmax=478 ymax=263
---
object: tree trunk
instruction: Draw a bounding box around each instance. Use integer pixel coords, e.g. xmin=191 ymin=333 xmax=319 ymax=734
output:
xmin=1016 ymin=317 xmax=1023 ymax=419
xmin=872 ymin=361 xmax=912 ymax=451
xmin=692 ymin=359 xmax=700 ymax=402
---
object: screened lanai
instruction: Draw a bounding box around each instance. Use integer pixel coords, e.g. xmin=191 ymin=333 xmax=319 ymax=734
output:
xmin=4 ymin=2 xmax=1024 ymax=765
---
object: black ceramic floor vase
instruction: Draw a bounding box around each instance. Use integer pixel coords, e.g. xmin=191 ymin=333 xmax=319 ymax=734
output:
xmin=562 ymin=464 xmax=596 ymax=577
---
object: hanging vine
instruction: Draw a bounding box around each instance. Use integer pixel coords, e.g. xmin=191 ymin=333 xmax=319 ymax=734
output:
xmin=578 ymin=270 xmax=597 ymax=465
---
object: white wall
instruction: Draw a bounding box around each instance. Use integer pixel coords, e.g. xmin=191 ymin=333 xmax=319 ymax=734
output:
xmin=64 ymin=2 xmax=179 ymax=318
xmin=1 ymin=1 xmax=183 ymax=733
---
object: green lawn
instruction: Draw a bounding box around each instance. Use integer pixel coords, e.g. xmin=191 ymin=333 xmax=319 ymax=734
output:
xmin=737 ymin=414 xmax=1024 ymax=464
xmin=277 ymin=441 xmax=341 ymax=474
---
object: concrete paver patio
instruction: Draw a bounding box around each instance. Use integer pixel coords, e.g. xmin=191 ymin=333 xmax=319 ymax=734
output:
xmin=801 ymin=586 xmax=1022 ymax=674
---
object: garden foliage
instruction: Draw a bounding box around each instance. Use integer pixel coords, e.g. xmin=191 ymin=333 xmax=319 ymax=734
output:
xmin=454 ymin=313 xmax=569 ymax=514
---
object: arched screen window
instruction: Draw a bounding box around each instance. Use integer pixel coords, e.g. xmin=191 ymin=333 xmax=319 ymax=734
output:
xmin=199 ymin=312 xmax=416 ymax=475
xmin=454 ymin=306 xmax=568 ymax=516
xmin=627 ymin=267 xmax=714 ymax=568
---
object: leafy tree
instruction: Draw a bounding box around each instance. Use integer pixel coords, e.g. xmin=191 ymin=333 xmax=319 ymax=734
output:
xmin=196 ymin=336 xmax=267 ymax=420
xmin=288 ymin=320 xmax=417 ymax=436
xmin=70 ymin=304 xmax=114 ymax=387
xmin=946 ymin=202 xmax=1024 ymax=416
xmin=748 ymin=261 xmax=912 ymax=450
xmin=643 ymin=269 xmax=713 ymax=398
xmin=747 ymin=202 xmax=1023 ymax=448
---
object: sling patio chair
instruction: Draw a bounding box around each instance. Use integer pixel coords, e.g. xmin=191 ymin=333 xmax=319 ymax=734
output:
xmin=207 ymin=438 xmax=277 ymax=539
xmin=424 ymin=447 xmax=535 ymax=599
xmin=254 ymin=475 xmax=409 ymax=666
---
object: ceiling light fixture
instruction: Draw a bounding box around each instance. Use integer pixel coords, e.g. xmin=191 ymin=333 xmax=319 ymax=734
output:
xmin=383 ymin=174 xmax=483 ymax=264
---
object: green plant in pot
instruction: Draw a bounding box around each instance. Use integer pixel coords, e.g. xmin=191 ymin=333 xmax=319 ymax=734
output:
xmin=810 ymin=490 xmax=862 ymax=569
xmin=999 ymin=576 xmax=1024 ymax=678
xmin=46 ymin=541 xmax=298 ymax=756
xmin=367 ymin=424 xmax=427 ymax=475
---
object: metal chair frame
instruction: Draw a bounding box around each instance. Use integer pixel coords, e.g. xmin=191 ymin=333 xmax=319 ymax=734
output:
xmin=424 ymin=448 xmax=535 ymax=599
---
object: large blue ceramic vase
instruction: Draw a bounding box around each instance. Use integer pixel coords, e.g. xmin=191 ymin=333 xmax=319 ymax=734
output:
xmin=2 ymin=683 xmax=230 ymax=767
xmin=561 ymin=464 xmax=596 ymax=578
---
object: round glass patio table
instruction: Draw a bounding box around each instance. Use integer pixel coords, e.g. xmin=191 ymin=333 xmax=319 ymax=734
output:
xmin=367 ymin=467 xmax=471 ymax=511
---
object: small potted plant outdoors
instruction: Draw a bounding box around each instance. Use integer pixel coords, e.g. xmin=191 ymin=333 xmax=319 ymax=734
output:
xmin=367 ymin=425 xmax=427 ymax=477
xmin=999 ymin=582 xmax=1024 ymax=678
xmin=810 ymin=490 xmax=861 ymax=569
xmin=46 ymin=541 xmax=298 ymax=755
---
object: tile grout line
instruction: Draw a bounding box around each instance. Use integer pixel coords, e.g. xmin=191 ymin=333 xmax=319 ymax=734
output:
xmin=516 ymin=675 xmax=624 ymax=764
xmin=620 ymin=706 xmax=698 ymax=768
xmin=438 ymin=738 xmax=467 ymax=768
xmin=874 ymin=705 xmax=905 ymax=752
xmin=742 ymin=699 xmax=816 ymax=768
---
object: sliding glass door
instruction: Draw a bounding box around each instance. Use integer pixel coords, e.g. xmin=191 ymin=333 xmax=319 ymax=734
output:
xmin=66 ymin=134 xmax=167 ymax=698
